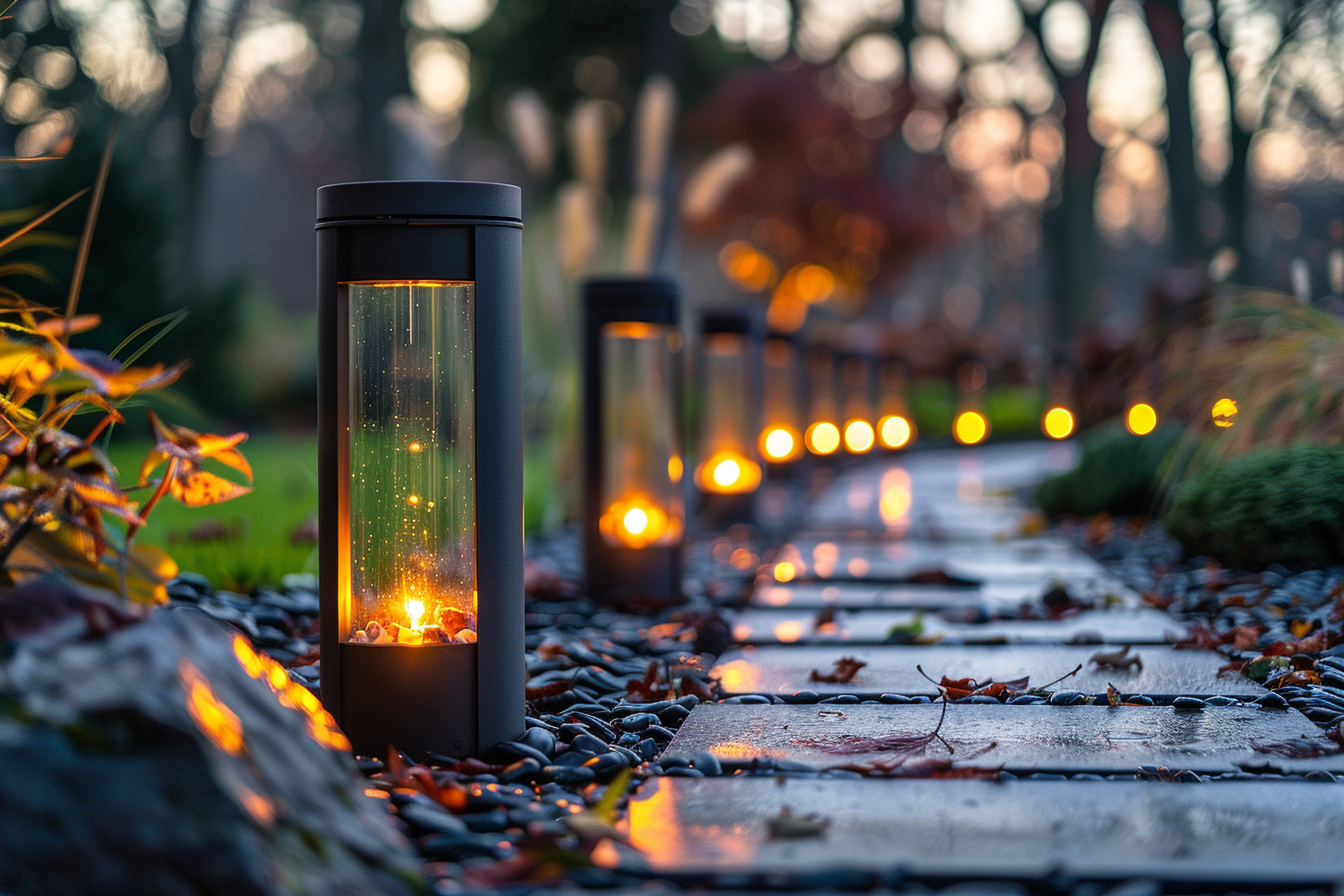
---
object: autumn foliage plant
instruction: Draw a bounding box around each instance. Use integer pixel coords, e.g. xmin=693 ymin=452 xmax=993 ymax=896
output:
xmin=0 ymin=140 xmax=251 ymax=613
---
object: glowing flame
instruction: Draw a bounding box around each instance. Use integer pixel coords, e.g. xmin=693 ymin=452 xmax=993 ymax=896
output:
xmin=1126 ymin=402 xmax=1157 ymax=435
xmin=1042 ymin=406 xmax=1074 ymax=439
xmin=668 ymin=454 xmax=683 ymax=483
xmin=843 ymin=419 xmax=875 ymax=453
xmin=774 ymin=561 xmax=796 ymax=582
xmin=953 ymin=410 xmax=989 ymax=445
xmin=600 ymin=495 xmax=677 ymax=548
xmin=181 ymin=659 xmax=244 ymax=756
xmin=694 ymin=449 xmax=763 ymax=494
xmin=406 ymin=598 xmax=425 ymax=629
xmin=1212 ymin=397 xmax=1238 ymax=428
xmin=408 ymin=442 xmax=423 ymax=453
xmin=760 ymin=425 xmax=801 ymax=462
xmin=806 ymin=421 xmax=841 ymax=455
xmin=878 ymin=415 xmax=913 ymax=449
xmin=624 ymin=507 xmax=648 ymax=534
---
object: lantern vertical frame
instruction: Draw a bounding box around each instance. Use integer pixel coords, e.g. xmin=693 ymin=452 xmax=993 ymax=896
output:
xmin=317 ymin=180 xmax=524 ymax=759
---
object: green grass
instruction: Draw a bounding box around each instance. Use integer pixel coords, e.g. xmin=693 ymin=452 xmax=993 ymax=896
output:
xmin=105 ymin=432 xmax=319 ymax=593
xmin=103 ymin=430 xmax=562 ymax=592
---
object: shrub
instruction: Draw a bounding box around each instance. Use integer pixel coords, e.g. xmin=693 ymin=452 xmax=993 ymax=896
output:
xmin=1035 ymin=423 xmax=1180 ymax=517
xmin=1164 ymin=442 xmax=1344 ymax=569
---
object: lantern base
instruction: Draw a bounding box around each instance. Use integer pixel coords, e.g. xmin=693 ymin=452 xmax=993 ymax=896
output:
xmin=697 ymin=491 xmax=755 ymax=528
xmin=585 ymin=544 xmax=682 ymax=608
xmin=335 ymin=642 xmax=478 ymax=759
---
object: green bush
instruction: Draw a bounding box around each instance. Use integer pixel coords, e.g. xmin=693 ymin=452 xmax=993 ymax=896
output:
xmin=1164 ymin=442 xmax=1344 ymax=568
xmin=1035 ymin=423 xmax=1180 ymax=517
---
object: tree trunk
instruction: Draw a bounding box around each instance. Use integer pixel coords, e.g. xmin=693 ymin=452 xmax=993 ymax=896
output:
xmin=356 ymin=0 xmax=412 ymax=180
xmin=1145 ymin=0 xmax=1203 ymax=262
xmin=1029 ymin=0 xmax=1112 ymax=351
xmin=1212 ymin=16 xmax=1252 ymax=283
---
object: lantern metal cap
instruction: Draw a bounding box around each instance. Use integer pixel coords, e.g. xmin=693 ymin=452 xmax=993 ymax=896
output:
xmin=582 ymin=275 xmax=679 ymax=324
xmin=700 ymin=308 xmax=756 ymax=336
xmin=317 ymin=180 xmax=522 ymax=224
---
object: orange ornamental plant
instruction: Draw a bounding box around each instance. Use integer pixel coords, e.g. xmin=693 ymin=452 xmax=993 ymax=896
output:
xmin=0 ymin=139 xmax=251 ymax=607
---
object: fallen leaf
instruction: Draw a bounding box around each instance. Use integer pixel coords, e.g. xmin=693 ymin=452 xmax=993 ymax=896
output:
xmin=1089 ymin=645 xmax=1142 ymax=672
xmin=809 ymin=656 xmax=867 ymax=684
xmin=1250 ymin=736 xmax=1340 ymax=759
xmin=766 ymin=806 xmax=829 ymax=839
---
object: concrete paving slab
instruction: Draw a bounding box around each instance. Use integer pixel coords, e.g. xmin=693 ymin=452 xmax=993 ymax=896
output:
xmin=731 ymin=607 xmax=1182 ymax=645
xmin=750 ymin=582 xmax=986 ymax=611
xmin=776 ymin=538 xmax=1108 ymax=585
xmin=625 ymin=777 xmax=1344 ymax=883
xmin=710 ymin=645 xmax=1264 ymax=698
xmin=662 ymin=703 xmax=1344 ymax=774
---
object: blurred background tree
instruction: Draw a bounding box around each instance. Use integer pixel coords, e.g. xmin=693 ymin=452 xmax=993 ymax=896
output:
xmin=0 ymin=0 xmax=1338 ymax=526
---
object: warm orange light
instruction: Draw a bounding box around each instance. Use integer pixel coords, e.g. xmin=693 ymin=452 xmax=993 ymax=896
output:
xmin=600 ymin=495 xmax=677 ymax=548
xmin=1212 ymin=397 xmax=1238 ymax=428
xmin=668 ymin=454 xmax=684 ymax=483
xmin=843 ymin=419 xmax=875 ymax=453
xmin=231 ymin=635 xmax=349 ymax=751
xmin=408 ymin=442 xmax=423 ymax=453
xmin=182 ymin=660 xmax=244 ymax=756
xmin=954 ymin=410 xmax=989 ymax=445
xmin=1042 ymin=406 xmax=1074 ymax=439
xmin=774 ymin=561 xmax=797 ymax=582
xmin=878 ymin=414 xmax=914 ymax=449
xmin=880 ymin=468 xmax=913 ymax=527
xmin=806 ymin=421 xmax=841 ymax=454
xmin=407 ymin=494 xmax=420 ymax=506
xmin=719 ymin=241 xmax=778 ymax=292
xmin=760 ymin=425 xmax=802 ymax=462
xmin=694 ymin=449 xmax=763 ymax=494
xmin=1126 ymin=402 xmax=1157 ymax=435
xmin=794 ymin=264 xmax=836 ymax=303
xmin=406 ymin=598 xmax=425 ymax=629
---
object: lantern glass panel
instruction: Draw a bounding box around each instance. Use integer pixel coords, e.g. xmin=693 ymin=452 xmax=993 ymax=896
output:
xmin=696 ymin=333 xmax=762 ymax=493
xmin=760 ymin=338 xmax=802 ymax=462
xmin=345 ymin=280 xmax=477 ymax=646
xmin=599 ymin=322 xmax=684 ymax=548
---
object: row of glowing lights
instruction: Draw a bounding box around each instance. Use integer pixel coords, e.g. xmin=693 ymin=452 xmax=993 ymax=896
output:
xmin=602 ymin=398 xmax=1238 ymax=549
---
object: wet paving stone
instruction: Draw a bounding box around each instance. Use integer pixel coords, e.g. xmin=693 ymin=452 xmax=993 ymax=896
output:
xmin=730 ymin=607 xmax=1182 ymax=645
xmin=661 ymin=703 xmax=1344 ymax=774
xmin=710 ymin=645 xmax=1265 ymax=698
xmin=624 ymin=776 xmax=1344 ymax=883
xmin=778 ymin=538 xmax=1108 ymax=585
xmin=750 ymin=582 xmax=987 ymax=611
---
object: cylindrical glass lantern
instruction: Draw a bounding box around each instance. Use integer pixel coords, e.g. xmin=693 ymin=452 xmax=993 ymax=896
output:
xmin=317 ymin=181 xmax=524 ymax=759
xmin=695 ymin=311 xmax=762 ymax=496
xmin=583 ymin=277 xmax=684 ymax=605
xmin=1041 ymin=359 xmax=1076 ymax=440
xmin=953 ymin=357 xmax=990 ymax=445
xmin=804 ymin=347 xmax=841 ymax=456
xmin=877 ymin=355 xmax=916 ymax=450
xmin=758 ymin=332 xmax=804 ymax=465
xmin=840 ymin=354 xmax=876 ymax=454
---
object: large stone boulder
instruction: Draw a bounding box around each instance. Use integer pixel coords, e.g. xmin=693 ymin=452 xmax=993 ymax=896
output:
xmin=0 ymin=606 xmax=425 ymax=896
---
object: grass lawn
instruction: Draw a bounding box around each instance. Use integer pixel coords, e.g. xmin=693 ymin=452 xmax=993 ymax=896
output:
xmin=105 ymin=432 xmax=319 ymax=593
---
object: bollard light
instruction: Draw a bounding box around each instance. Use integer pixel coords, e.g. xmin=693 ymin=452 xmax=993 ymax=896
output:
xmin=840 ymin=354 xmax=875 ymax=454
xmin=694 ymin=311 xmax=763 ymax=496
xmin=804 ymin=346 xmax=841 ymax=456
xmin=758 ymin=332 xmax=804 ymax=465
xmin=1040 ymin=356 xmax=1076 ymax=440
xmin=317 ymin=181 xmax=525 ymax=759
xmin=953 ymin=357 xmax=990 ymax=446
xmin=876 ymin=356 xmax=916 ymax=450
xmin=582 ymin=277 xmax=685 ymax=606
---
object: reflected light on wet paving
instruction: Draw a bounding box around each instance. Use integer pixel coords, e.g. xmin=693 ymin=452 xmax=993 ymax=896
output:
xmin=880 ymin=468 xmax=912 ymax=527
xmin=712 ymin=658 xmax=760 ymax=693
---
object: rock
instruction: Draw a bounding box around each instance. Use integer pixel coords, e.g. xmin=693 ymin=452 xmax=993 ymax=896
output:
xmin=0 ymin=607 xmax=422 ymax=895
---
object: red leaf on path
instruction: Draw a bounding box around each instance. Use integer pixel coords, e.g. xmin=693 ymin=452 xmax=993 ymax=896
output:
xmin=810 ymin=656 xmax=867 ymax=683
xmin=1250 ymin=736 xmax=1340 ymax=759
xmin=1173 ymin=623 xmax=1230 ymax=650
xmin=797 ymin=699 xmax=948 ymax=755
xmin=1218 ymin=660 xmax=1248 ymax=678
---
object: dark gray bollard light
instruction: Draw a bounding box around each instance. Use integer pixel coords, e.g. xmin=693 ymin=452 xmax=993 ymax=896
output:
xmin=316 ymin=181 xmax=524 ymax=759
xmin=582 ymin=276 xmax=685 ymax=607
xmin=694 ymin=310 xmax=761 ymax=527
